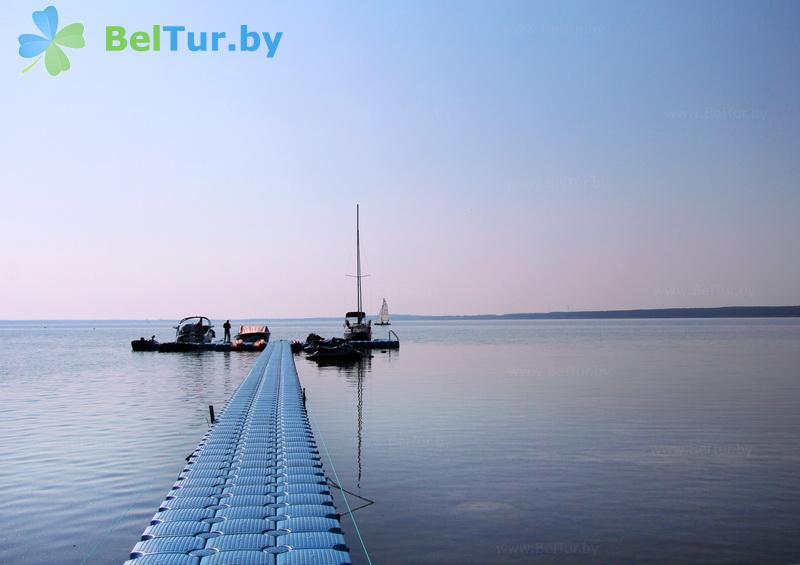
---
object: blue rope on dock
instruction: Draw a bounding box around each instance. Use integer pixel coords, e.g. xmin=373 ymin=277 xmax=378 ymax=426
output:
xmin=125 ymin=341 xmax=353 ymax=565
xmin=307 ymin=405 xmax=374 ymax=565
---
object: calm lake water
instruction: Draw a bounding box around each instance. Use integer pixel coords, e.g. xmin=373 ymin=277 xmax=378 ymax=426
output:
xmin=1 ymin=319 xmax=799 ymax=564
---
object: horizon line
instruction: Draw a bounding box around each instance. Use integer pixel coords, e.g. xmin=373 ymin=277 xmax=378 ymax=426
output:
xmin=2 ymin=304 xmax=799 ymax=322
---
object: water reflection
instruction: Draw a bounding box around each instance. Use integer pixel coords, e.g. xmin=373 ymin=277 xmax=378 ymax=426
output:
xmin=357 ymin=361 xmax=363 ymax=486
xmin=6 ymin=320 xmax=800 ymax=565
xmin=312 ymin=356 xmax=374 ymax=485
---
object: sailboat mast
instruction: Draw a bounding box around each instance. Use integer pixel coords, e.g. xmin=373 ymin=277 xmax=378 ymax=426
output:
xmin=356 ymin=204 xmax=362 ymax=323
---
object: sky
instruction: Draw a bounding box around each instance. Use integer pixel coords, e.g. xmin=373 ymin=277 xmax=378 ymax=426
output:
xmin=1 ymin=0 xmax=799 ymax=319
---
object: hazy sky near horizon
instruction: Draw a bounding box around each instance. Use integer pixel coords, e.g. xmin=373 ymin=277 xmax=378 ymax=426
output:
xmin=1 ymin=1 xmax=799 ymax=319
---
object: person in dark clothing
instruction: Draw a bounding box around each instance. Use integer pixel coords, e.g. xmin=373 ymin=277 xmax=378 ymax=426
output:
xmin=223 ymin=320 xmax=232 ymax=343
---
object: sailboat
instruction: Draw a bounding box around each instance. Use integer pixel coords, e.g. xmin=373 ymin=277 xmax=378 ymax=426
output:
xmin=375 ymin=298 xmax=391 ymax=326
xmin=344 ymin=204 xmax=372 ymax=341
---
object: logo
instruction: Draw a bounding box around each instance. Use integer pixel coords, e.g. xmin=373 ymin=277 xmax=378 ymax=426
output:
xmin=104 ymin=26 xmax=282 ymax=57
xmin=16 ymin=6 xmax=283 ymax=77
xmin=18 ymin=6 xmax=85 ymax=76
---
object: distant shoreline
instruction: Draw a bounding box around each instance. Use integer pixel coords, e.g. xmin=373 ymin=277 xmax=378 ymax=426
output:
xmin=2 ymin=306 xmax=799 ymax=322
xmin=394 ymin=305 xmax=800 ymax=320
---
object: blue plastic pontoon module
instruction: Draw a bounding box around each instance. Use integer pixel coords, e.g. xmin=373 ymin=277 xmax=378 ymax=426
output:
xmin=125 ymin=341 xmax=352 ymax=565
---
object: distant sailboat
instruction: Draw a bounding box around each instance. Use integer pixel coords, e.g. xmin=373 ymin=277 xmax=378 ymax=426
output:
xmin=376 ymin=298 xmax=391 ymax=326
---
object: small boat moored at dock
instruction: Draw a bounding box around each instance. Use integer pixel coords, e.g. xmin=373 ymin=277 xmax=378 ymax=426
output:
xmin=298 ymin=330 xmax=399 ymax=357
xmin=130 ymin=336 xmax=159 ymax=351
xmin=304 ymin=335 xmax=366 ymax=363
xmin=307 ymin=343 xmax=365 ymax=362
xmin=157 ymin=316 xmax=217 ymax=352
xmin=231 ymin=324 xmax=270 ymax=351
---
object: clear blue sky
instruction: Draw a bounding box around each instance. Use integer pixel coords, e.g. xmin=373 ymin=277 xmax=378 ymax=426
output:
xmin=1 ymin=1 xmax=799 ymax=319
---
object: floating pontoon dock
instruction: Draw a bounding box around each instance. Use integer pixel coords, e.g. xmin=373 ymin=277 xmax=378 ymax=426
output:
xmin=125 ymin=341 xmax=352 ymax=565
xmin=349 ymin=330 xmax=400 ymax=350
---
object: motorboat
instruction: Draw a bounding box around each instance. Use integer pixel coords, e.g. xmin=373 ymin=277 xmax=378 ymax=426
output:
xmin=131 ymin=336 xmax=159 ymax=351
xmin=307 ymin=343 xmax=364 ymax=363
xmin=231 ymin=324 xmax=270 ymax=351
xmin=157 ymin=316 xmax=216 ymax=352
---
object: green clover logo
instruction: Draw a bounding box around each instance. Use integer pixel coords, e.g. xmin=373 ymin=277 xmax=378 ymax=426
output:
xmin=18 ymin=6 xmax=85 ymax=76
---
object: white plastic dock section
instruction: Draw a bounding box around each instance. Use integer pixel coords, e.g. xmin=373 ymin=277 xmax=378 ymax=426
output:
xmin=126 ymin=341 xmax=351 ymax=565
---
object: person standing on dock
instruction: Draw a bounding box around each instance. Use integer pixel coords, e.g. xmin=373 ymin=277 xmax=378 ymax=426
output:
xmin=223 ymin=320 xmax=231 ymax=343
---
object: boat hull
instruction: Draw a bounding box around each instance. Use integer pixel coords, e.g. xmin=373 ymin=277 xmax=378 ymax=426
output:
xmin=348 ymin=339 xmax=399 ymax=349
xmin=230 ymin=342 xmax=268 ymax=352
xmin=157 ymin=342 xmax=215 ymax=352
xmin=344 ymin=325 xmax=372 ymax=341
xmin=307 ymin=346 xmax=363 ymax=362
xmin=131 ymin=339 xmax=159 ymax=352
xmin=154 ymin=341 xmax=269 ymax=352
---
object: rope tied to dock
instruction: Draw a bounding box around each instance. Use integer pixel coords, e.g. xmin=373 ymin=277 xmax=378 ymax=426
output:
xmin=308 ymin=401 xmax=375 ymax=565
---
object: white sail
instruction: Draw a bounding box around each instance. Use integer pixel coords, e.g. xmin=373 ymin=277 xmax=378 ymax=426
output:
xmin=378 ymin=298 xmax=390 ymax=324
